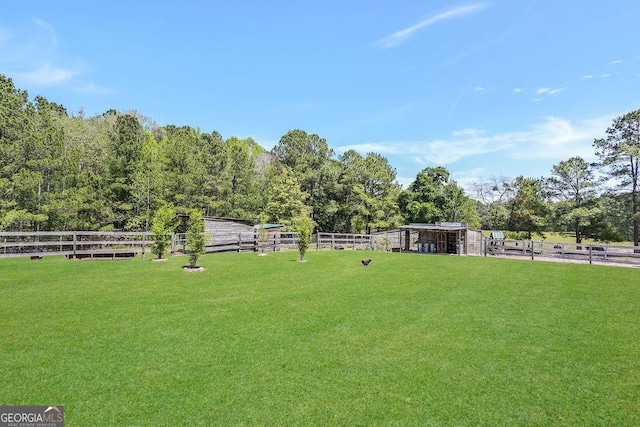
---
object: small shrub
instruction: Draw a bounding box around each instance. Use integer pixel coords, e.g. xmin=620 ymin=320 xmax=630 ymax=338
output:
xmin=294 ymin=215 xmax=315 ymax=262
xmin=151 ymin=205 xmax=175 ymax=259
xmin=185 ymin=210 xmax=207 ymax=268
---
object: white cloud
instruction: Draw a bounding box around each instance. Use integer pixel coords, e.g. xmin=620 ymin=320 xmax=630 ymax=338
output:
xmin=609 ymin=60 xmax=624 ymax=65
xmin=581 ymin=74 xmax=594 ymax=79
xmin=507 ymin=115 xmax=611 ymax=160
xmin=513 ymin=88 xmax=523 ymax=93
xmin=535 ymin=86 xmax=566 ymax=99
xmin=17 ymin=63 xmax=80 ymax=86
xmin=451 ymin=128 xmax=484 ymax=137
xmin=372 ymin=3 xmax=487 ymax=49
xmin=0 ymin=20 xmax=105 ymax=92
xmin=33 ymin=18 xmax=58 ymax=49
xmin=335 ymin=114 xmax=616 ymax=169
xmin=547 ymin=87 xmax=566 ymax=95
xmin=473 ymin=86 xmax=485 ymax=92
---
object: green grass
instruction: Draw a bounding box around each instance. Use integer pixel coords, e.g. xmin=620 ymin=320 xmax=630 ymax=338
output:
xmin=1 ymin=251 xmax=639 ymax=426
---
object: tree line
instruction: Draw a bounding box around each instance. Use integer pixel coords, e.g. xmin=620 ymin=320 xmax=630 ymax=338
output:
xmin=1 ymin=74 xmax=639 ymax=244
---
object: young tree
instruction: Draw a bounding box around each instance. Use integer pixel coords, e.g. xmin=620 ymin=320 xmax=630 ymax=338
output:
xmin=294 ymin=215 xmax=315 ymax=262
xmin=256 ymin=212 xmax=270 ymax=256
xmin=593 ymin=109 xmax=640 ymax=246
xmin=185 ymin=210 xmax=206 ymax=268
xmin=150 ymin=205 xmax=175 ymax=259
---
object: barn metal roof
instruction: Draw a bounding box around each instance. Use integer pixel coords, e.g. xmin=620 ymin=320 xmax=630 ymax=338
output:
xmin=254 ymin=223 xmax=283 ymax=230
xmin=399 ymin=222 xmax=469 ymax=231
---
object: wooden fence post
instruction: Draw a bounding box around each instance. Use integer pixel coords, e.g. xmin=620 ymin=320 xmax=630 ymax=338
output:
xmin=141 ymin=233 xmax=146 ymax=259
xmin=531 ymin=240 xmax=534 ymax=260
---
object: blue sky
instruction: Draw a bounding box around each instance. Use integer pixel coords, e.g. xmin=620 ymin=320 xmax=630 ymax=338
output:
xmin=2 ymin=1 xmax=639 ymax=189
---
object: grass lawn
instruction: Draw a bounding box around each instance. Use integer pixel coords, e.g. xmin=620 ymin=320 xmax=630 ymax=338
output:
xmin=1 ymin=251 xmax=639 ymax=426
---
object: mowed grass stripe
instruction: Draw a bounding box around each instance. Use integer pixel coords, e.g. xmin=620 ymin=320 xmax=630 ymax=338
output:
xmin=0 ymin=252 xmax=638 ymax=426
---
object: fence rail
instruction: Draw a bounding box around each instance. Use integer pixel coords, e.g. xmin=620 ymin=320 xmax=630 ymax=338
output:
xmin=173 ymin=231 xmax=300 ymax=254
xmin=7 ymin=231 xmax=636 ymax=266
xmin=486 ymin=238 xmax=640 ymax=265
xmin=316 ymin=233 xmax=375 ymax=250
xmin=0 ymin=231 xmax=154 ymax=259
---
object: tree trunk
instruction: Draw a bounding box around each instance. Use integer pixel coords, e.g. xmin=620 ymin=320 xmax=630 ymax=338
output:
xmin=634 ymin=169 xmax=639 ymax=249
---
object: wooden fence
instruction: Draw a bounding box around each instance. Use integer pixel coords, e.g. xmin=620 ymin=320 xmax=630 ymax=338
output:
xmin=4 ymin=231 xmax=639 ymax=267
xmin=486 ymin=238 xmax=640 ymax=265
xmin=0 ymin=231 xmax=302 ymax=259
xmin=316 ymin=233 xmax=374 ymax=250
xmin=172 ymin=231 xmax=299 ymax=254
xmin=0 ymin=231 xmax=154 ymax=259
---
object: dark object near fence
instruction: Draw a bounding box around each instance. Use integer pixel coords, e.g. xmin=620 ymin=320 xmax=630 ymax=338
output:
xmin=334 ymin=245 xmax=345 ymax=250
xmin=67 ymin=251 xmax=137 ymax=260
xmin=361 ymin=259 xmax=372 ymax=266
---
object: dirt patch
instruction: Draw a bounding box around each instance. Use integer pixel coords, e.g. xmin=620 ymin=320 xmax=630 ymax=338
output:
xmin=183 ymin=266 xmax=205 ymax=273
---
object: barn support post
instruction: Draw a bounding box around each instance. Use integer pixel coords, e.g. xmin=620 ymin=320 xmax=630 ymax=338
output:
xmin=589 ymin=245 xmax=592 ymax=265
xmin=73 ymin=233 xmax=77 ymax=258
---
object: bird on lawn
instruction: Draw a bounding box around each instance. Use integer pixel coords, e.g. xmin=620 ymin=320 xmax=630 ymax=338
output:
xmin=361 ymin=259 xmax=372 ymax=266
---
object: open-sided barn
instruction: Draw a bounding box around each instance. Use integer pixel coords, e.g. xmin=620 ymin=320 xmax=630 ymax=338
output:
xmin=398 ymin=222 xmax=483 ymax=255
